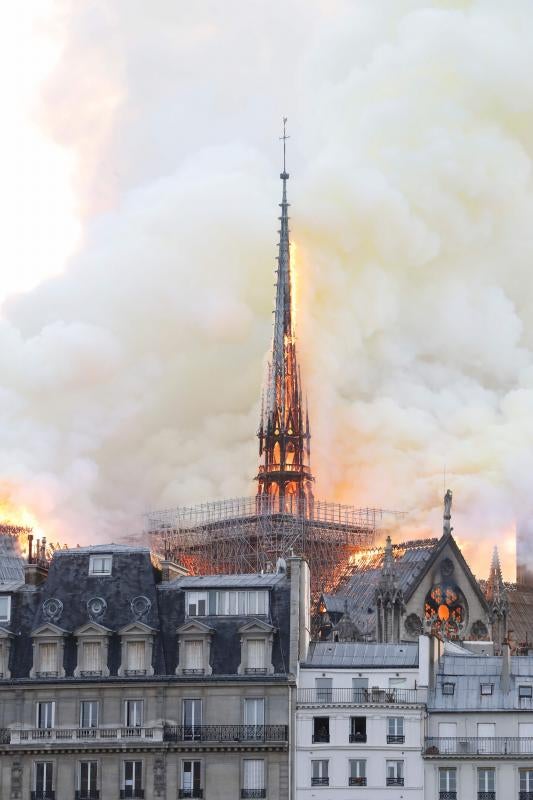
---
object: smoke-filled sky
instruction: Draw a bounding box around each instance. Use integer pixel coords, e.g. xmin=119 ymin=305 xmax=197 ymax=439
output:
xmin=3 ymin=0 xmax=533 ymax=579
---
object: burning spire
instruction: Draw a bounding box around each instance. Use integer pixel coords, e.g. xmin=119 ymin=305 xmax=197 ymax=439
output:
xmin=256 ymin=119 xmax=314 ymax=514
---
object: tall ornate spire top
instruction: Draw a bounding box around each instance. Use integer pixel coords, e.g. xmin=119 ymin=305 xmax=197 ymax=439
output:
xmin=380 ymin=536 xmax=396 ymax=586
xmin=255 ymin=121 xmax=314 ymax=514
xmin=443 ymin=489 xmax=453 ymax=537
xmin=486 ymin=546 xmax=507 ymax=603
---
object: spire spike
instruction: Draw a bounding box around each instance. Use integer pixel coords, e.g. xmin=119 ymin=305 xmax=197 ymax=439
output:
xmin=255 ymin=120 xmax=313 ymax=515
xmin=443 ymin=489 xmax=453 ymax=537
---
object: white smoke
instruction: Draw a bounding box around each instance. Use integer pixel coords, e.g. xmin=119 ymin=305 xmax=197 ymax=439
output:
xmin=2 ymin=0 xmax=533 ymax=577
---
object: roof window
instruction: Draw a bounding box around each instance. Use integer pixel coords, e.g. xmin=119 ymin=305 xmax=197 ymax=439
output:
xmin=0 ymin=596 xmax=11 ymax=624
xmin=89 ymin=555 xmax=112 ymax=576
xmin=442 ymin=682 xmax=455 ymax=696
xmin=519 ymin=685 xmax=533 ymax=698
xmin=480 ymin=683 xmax=493 ymax=696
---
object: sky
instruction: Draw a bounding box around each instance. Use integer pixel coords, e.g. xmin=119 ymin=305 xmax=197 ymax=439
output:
xmin=2 ymin=0 xmax=533 ymax=579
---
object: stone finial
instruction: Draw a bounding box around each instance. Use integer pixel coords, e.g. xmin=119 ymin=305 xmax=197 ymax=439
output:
xmin=443 ymin=489 xmax=453 ymax=537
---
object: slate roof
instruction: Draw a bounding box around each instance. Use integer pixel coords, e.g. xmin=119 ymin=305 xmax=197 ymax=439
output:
xmin=4 ymin=547 xmax=293 ymax=681
xmin=302 ymin=641 xmax=419 ymax=668
xmin=430 ymin=652 xmax=533 ymax=710
xmin=163 ymin=573 xmax=286 ymax=589
xmin=505 ymin=584 xmax=533 ymax=645
xmin=0 ymin=534 xmax=25 ymax=586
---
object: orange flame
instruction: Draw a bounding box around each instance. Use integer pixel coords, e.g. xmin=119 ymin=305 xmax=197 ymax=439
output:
xmin=0 ymin=499 xmax=46 ymax=557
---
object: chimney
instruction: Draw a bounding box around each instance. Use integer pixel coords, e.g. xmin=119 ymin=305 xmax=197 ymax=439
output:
xmin=500 ymin=641 xmax=511 ymax=693
xmin=160 ymin=559 xmax=189 ymax=582
xmin=286 ymin=554 xmax=311 ymax=673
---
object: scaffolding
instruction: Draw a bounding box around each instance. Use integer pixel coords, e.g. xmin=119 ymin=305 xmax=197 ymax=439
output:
xmin=145 ymin=496 xmax=405 ymax=600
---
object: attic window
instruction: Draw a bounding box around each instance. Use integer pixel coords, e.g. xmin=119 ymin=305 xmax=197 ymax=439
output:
xmin=519 ymin=685 xmax=533 ymax=699
xmin=442 ymin=683 xmax=455 ymax=695
xmin=89 ymin=555 xmax=112 ymax=576
xmin=480 ymin=683 xmax=493 ymax=696
xmin=0 ymin=596 xmax=11 ymax=624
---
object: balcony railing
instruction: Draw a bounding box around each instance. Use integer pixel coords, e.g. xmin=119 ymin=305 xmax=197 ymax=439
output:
xmin=311 ymin=778 xmax=329 ymax=786
xmin=31 ymin=794 xmax=55 ymax=800
xmin=10 ymin=727 xmax=163 ymax=745
xmin=178 ymin=790 xmax=203 ymax=799
xmin=349 ymin=777 xmax=367 ymax=786
xmin=241 ymin=791 xmax=266 ymax=799
xmin=75 ymin=793 xmax=99 ymax=800
xmin=119 ymin=792 xmax=144 ymax=800
xmin=387 ymin=735 xmax=405 ymax=744
xmin=312 ymin=734 xmax=330 ymax=743
xmin=519 ymin=793 xmax=533 ymax=800
xmin=349 ymin=733 xmax=367 ymax=743
xmin=297 ymin=688 xmax=422 ymax=706
xmin=163 ymin=725 xmax=288 ymax=743
xmin=439 ymin=793 xmax=457 ymax=800
xmin=425 ymin=737 xmax=533 ymax=757
xmin=386 ymin=777 xmax=404 ymax=786
xmin=478 ymin=793 xmax=496 ymax=800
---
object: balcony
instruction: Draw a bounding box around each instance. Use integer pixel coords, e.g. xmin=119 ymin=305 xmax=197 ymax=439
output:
xmin=312 ymin=734 xmax=330 ymax=744
xmin=478 ymin=793 xmax=496 ymax=800
xmin=75 ymin=793 xmax=99 ymax=800
xmin=119 ymin=792 xmax=144 ymax=800
xmin=349 ymin=777 xmax=367 ymax=786
xmin=425 ymin=738 xmax=533 ymax=757
xmin=31 ymin=794 xmax=55 ymax=800
xmin=386 ymin=778 xmax=404 ymax=786
xmin=349 ymin=733 xmax=367 ymax=743
xmin=241 ymin=792 xmax=266 ymax=799
xmin=311 ymin=778 xmax=329 ymax=786
xmin=519 ymin=794 xmax=533 ymax=800
xmin=439 ymin=794 xmax=457 ymax=800
xmin=178 ymin=791 xmax=203 ymax=799
xmin=297 ymin=688 xmax=422 ymax=706
xmin=163 ymin=725 xmax=288 ymax=743
xmin=9 ymin=727 xmax=163 ymax=745
xmin=387 ymin=735 xmax=405 ymax=744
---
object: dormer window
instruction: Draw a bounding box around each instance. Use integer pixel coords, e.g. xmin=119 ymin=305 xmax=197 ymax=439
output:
xmin=480 ymin=683 xmax=494 ymax=696
xmin=238 ymin=620 xmax=275 ymax=676
xmin=30 ymin=624 xmax=67 ymax=679
xmin=89 ymin=555 xmax=112 ymax=576
xmin=117 ymin=623 xmax=155 ymax=677
xmin=74 ymin=622 xmax=111 ymax=677
xmin=0 ymin=629 xmax=14 ymax=679
xmin=442 ymin=682 xmax=455 ymax=696
xmin=0 ymin=596 xmax=11 ymax=624
xmin=187 ymin=592 xmax=208 ymax=616
xmin=519 ymin=685 xmax=533 ymax=699
xmin=176 ymin=621 xmax=213 ymax=676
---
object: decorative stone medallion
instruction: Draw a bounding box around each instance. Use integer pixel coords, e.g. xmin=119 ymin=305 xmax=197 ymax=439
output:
xmin=131 ymin=595 xmax=151 ymax=619
xmin=404 ymin=612 xmax=423 ymax=637
xmin=87 ymin=596 xmax=107 ymax=620
xmin=42 ymin=598 xmax=63 ymax=623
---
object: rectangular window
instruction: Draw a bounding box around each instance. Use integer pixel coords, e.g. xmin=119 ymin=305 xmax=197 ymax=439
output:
xmin=244 ymin=697 xmax=265 ymax=735
xmin=183 ymin=698 xmax=202 ymax=740
xmin=35 ymin=761 xmax=53 ymax=796
xmin=520 ymin=769 xmax=533 ymax=792
xmin=315 ymin=678 xmax=332 ymax=703
xmin=350 ymin=716 xmax=366 ymax=743
xmin=186 ymin=592 xmax=208 ymax=616
xmin=124 ymin=700 xmax=143 ymax=728
xmin=312 ymin=716 xmax=330 ymax=744
xmin=181 ymin=760 xmax=202 ymax=798
xmin=39 ymin=642 xmax=59 ymax=675
xmin=478 ymin=768 xmax=495 ymax=792
xmin=243 ymin=759 xmax=265 ymax=796
xmin=349 ymin=759 xmax=366 ymax=786
xmin=520 ymin=685 xmax=533 ymax=698
xmin=247 ymin=639 xmax=266 ymax=672
xmin=387 ymin=716 xmax=405 ymax=743
xmin=123 ymin=761 xmax=142 ymax=799
xmin=211 ymin=590 xmax=269 ymax=616
xmin=442 ymin=682 xmax=455 ymax=695
xmin=89 ymin=555 xmax=112 ymax=575
xmin=80 ymin=700 xmax=99 ymax=729
xmin=0 ymin=596 xmax=11 ymax=623
xmin=126 ymin=641 xmax=146 ymax=674
xmin=36 ymin=701 xmax=54 ymax=729
xmin=386 ymin=760 xmax=404 ymax=786
xmin=79 ymin=761 xmax=98 ymax=798
xmin=439 ymin=767 xmax=456 ymax=792
xmin=311 ymin=760 xmax=329 ymax=787
xmin=81 ymin=641 xmax=102 ymax=674
xmin=352 ymin=677 xmax=369 ymax=702
xmin=480 ymin=683 xmax=494 ymax=695
xmin=183 ymin=640 xmax=204 ymax=673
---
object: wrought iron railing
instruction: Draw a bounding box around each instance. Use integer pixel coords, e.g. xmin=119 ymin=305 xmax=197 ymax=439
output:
xmin=241 ymin=791 xmax=266 ymax=799
xmin=425 ymin=737 xmax=533 ymax=756
xmin=312 ymin=734 xmax=330 ymax=743
xmin=349 ymin=777 xmax=367 ymax=786
xmin=311 ymin=778 xmax=329 ymax=786
xmin=478 ymin=792 xmax=495 ymax=800
xmin=119 ymin=792 xmax=144 ymax=800
xmin=163 ymin=725 xmax=288 ymax=743
xmin=349 ymin=733 xmax=367 ymax=743
xmin=439 ymin=793 xmax=457 ymax=800
xmin=297 ymin=688 xmax=421 ymax=705
xmin=74 ymin=792 xmax=99 ymax=800
xmin=178 ymin=790 xmax=203 ymax=799
xmin=31 ymin=794 xmax=55 ymax=800
xmin=386 ymin=778 xmax=404 ymax=786
xmin=387 ymin=735 xmax=405 ymax=744
xmin=519 ymin=793 xmax=533 ymax=800
xmin=0 ymin=728 xmax=9 ymax=744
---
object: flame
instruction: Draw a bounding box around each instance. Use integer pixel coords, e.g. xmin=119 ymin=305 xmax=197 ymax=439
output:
xmin=0 ymin=499 xmax=46 ymax=557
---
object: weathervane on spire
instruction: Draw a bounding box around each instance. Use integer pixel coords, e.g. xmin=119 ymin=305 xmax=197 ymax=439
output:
xmin=280 ymin=117 xmax=290 ymax=177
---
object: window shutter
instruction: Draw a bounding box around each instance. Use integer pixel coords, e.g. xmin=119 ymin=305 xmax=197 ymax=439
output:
xmin=243 ymin=759 xmax=264 ymax=790
xmin=248 ymin=639 xmax=265 ymax=669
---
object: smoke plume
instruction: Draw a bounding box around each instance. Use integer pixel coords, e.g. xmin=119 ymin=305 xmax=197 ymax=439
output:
xmin=3 ymin=1 xmax=533 ymax=578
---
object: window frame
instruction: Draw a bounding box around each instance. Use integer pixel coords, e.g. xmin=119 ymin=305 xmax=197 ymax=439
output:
xmin=442 ymin=682 xmax=455 ymax=695
xmin=88 ymin=554 xmax=112 ymax=576
xmin=439 ymin=767 xmax=457 ymax=792
xmin=36 ymin=700 xmax=55 ymax=729
xmin=122 ymin=760 xmax=143 ymax=799
xmin=348 ymin=758 xmax=366 ymax=786
xmin=78 ymin=760 xmax=98 ymax=796
xmin=186 ymin=592 xmax=208 ymax=616
xmin=480 ymin=683 xmax=494 ymax=696
xmin=181 ymin=759 xmax=202 ymax=796
xmin=519 ymin=684 xmax=533 ymax=699
xmin=124 ymin=699 xmax=144 ymax=728
xmin=80 ymin=699 xmax=99 ymax=729
xmin=310 ymin=759 xmax=329 ymax=786
xmin=242 ymin=757 xmax=266 ymax=794
xmin=0 ymin=595 xmax=11 ymax=624
xmin=478 ymin=767 xmax=495 ymax=792
xmin=34 ymin=760 xmax=54 ymax=794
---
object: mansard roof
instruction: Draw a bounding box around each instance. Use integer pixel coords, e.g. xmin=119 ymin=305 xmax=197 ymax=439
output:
xmin=303 ymin=641 xmax=419 ymax=669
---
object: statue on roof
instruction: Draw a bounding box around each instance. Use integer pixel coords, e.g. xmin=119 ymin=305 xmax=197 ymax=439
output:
xmin=443 ymin=489 xmax=453 ymax=537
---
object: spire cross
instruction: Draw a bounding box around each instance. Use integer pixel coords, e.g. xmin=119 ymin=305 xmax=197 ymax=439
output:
xmin=280 ymin=117 xmax=290 ymax=174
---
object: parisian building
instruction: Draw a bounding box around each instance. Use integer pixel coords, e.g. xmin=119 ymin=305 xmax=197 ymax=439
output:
xmin=0 ymin=543 xmax=310 ymax=800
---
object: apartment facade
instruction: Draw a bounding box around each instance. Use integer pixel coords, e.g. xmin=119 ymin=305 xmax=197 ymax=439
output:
xmin=424 ymin=646 xmax=533 ymax=800
xmin=295 ymin=638 xmax=430 ymax=798
xmin=0 ymin=545 xmax=310 ymax=800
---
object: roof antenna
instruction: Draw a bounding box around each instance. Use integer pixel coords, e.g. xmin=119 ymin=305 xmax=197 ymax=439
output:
xmin=280 ymin=116 xmax=290 ymax=177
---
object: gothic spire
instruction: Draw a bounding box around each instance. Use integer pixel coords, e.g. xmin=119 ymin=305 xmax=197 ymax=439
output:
xmin=256 ymin=120 xmax=314 ymax=514
xmin=443 ymin=489 xmax=453 ymax=537
xmin=486 ymin=546 xmax=507 ymax=603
